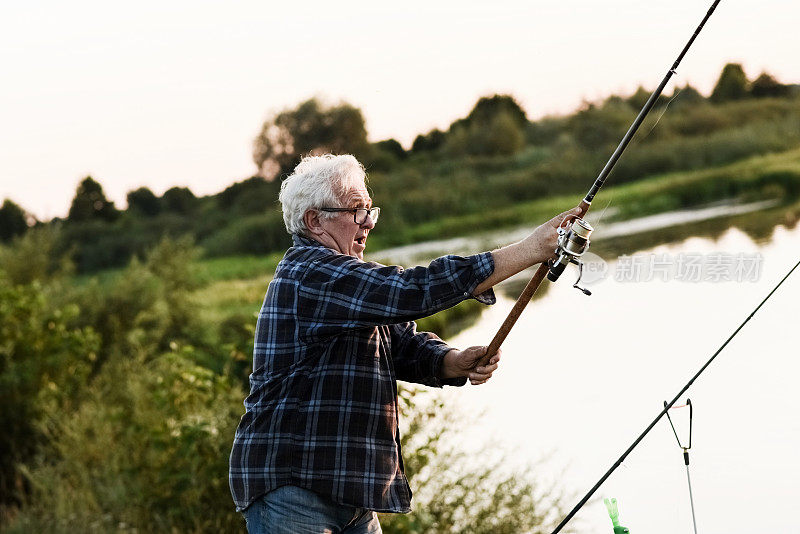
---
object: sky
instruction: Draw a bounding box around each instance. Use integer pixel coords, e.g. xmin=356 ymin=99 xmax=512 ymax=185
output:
xmin=1 ymin=0 xmax=799 ymax=220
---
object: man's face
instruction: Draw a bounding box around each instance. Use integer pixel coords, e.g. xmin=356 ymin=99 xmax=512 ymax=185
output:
xmin=317 ymin=185 xmax=375 ymax=260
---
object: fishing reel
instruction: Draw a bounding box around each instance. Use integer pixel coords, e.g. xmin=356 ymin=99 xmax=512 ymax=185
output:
xmin=547 ymin=217 xmax=594 ymax=295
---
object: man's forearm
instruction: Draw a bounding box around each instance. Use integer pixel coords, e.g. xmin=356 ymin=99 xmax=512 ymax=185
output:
xmin=472 ymin=206 xmax=583 ymax=295
xmin=473 ymin=237 xmax=548 ymax=295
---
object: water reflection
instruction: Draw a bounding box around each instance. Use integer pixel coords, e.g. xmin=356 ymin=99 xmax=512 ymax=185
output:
xmin=440 ymin=204 xmax=800 ymax=534
xmin=593 ymin=199 xmax=800 ymax=258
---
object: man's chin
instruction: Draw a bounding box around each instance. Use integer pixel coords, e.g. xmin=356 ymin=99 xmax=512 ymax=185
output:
xmin=353 ymin=241 xmax=366 ymax=258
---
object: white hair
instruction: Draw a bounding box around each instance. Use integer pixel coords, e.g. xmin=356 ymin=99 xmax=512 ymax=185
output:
xmin=279 ymin=154 xmax=367 ymax=236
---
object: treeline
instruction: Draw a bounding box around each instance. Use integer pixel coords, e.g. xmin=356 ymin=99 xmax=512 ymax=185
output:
xmin=2 ymin=63 xmax=799 ymax=272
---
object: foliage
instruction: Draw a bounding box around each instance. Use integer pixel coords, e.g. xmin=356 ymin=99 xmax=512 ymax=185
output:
xmin=625 ymin=85 xmax=671 ymax=110
xmin=252 ymin=98 xmax=369 ymax=179
xmin=200 ymin=211 xmax=290 ymax=257
xmin=0 ymin=225 xmax=73 ymax=286
xmin=465 ymin=94 xmax=528 ymax=128
xmin=0 ymin=276 xmax=99 ymax=513
xmin=366 ymin=139 xmax=408 ymax=172
xmin=126 ymin=187 xmax=161 ymax=216
xmin=670 ymin=84 xmax=706 ymax=108
xmin=412 ymin=128 xmax=446 ymax=153
xmin=195 ymin=252 xmax=283 ymax=284
xmin=64 ymin=236 xmax=210 ymax=371
xmin=6 ymin=351 xmax=245 ymax=534
xmin=0 ymin=199 xmax=29 ymax=242
xmin=161 ymin=186 xmax=198 ymax=214
xmin=375 ymin=138 xmax=407 ymax=160
xmin=8 ymin=66 xmax=800 ymax=273
xmin=380 ymin=387 xmax=572 ymax=534
xmin=440 ymin=95 xmax=528 ymax=157
xmin=710 ymin=62 xmax=749 ymax=103
xmin=568 ymin=96 xmax=637 ymax=151
xmin=1 ymin=236 xmax=250 ymax=531
xmin=605 ymin=147 xmax=800 ymax=219
xmin=446 ymin=110 xmax=525 ymax=157
xmin=750 ymin=72 xmax=790 ymax=98
xmin=67 ymin=176 xmax=119 ymax=223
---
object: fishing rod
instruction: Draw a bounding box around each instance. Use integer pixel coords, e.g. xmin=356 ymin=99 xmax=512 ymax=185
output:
xmin=485 ymin=0 xmax=723 ymax=358
xmin=550 ymin=256 xmax=800 ymax=534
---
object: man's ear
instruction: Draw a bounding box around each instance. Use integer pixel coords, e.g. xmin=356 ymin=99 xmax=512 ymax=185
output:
xmin=303 ymin=209 xmax=325 ymax=236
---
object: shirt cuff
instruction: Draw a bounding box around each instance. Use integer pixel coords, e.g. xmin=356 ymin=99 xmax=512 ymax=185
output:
xmin=465 ymin=251 xmax=496 ymax=305
xmin=431 ymin=345 xmax=468 ymax=388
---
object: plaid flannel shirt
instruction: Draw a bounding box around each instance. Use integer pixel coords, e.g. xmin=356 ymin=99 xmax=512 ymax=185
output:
xmin=229 ymin=234 xmax=495 ymax=513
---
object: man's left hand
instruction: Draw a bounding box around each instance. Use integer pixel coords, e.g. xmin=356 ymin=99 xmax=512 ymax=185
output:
xmin=441 ymin=346 xmax=501 ymax=385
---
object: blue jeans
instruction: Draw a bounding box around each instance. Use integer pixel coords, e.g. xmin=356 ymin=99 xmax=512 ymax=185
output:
xmin=243 ymin=485 xmax=383 ymax=534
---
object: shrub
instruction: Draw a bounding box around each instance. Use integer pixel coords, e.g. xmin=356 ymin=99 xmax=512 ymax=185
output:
xmin=6 ymin=350 xmax=245 ymax=533
xmin=0 ymin=277 xmax=98 ymax=514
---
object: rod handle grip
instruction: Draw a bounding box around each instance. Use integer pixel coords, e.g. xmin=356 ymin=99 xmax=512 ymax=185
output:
xmin=485 ymin=262 xmax=550 ymax=358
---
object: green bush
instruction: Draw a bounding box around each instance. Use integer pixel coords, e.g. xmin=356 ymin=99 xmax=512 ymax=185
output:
xmin=200 ymin=212 xmax=290 ymax=257
xmin=0 ymin=277 xmax=99 ymax=514
xmin=0 ymin=225 xmax=73 ymax=285
xmin=6 ymin=350 xmax=245 ymax=534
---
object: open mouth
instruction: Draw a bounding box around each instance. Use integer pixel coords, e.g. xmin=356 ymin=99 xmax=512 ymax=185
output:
xmin=355 ymin=236 xmax=366 ymax=245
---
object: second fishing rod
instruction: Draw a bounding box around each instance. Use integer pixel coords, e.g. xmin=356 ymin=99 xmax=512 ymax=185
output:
xmin=550 ymin=256 xmax=800 ymax=533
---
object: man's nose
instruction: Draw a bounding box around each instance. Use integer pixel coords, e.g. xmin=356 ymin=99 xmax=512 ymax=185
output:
xmin=361 ymin=214 xmax=376 ymax=229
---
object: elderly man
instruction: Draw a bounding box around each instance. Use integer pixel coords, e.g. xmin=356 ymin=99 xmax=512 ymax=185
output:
xmin=229 ymin=154 xmax=581 ymax=533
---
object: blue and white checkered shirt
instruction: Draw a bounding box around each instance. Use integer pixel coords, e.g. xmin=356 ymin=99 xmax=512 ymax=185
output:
xmin=229 ymin=234 xmax=495 ymax=513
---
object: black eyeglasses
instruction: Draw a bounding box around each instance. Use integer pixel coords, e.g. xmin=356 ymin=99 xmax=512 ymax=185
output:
xmin=319 ymin=207 xmax=381 ymax=225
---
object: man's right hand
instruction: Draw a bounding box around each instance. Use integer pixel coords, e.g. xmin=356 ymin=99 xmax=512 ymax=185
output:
xmin=525 ymin=205 xmax=584 ymax=265
xmin=472 ymin=205 xmax=584 ymax=295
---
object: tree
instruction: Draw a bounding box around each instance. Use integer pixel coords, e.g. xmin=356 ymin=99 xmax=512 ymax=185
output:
xmin=710 ymin=63 xmax=749 ymax=103
xmin=448 ymin=111 xmax=525 ymax=156
xmin=624 ymin=86 xmax=671 ymax=111
xmin=161 ymin=186 xmax=197 ymax=214
xmin=750 ymin=72 xmax=790 ymax=98
xmin=567 ymin=98 xmax=635 ymax=151
xmin=466 ymin=94 xmax=528 ymax=128
xmin=126 ymin=187 xmax=161 ymax=217
xmin=0 ymin=199 xmax=28 ymax=242
xmin=411 ymin=129 xmax=446 ymax=153
xmin=252 ymin=98 xmax=369 ymax=179
xmin=67 ymin=176 xmax=118 ymax=222
xmin=480 ymin=111 xmax=525 ymax=155
xmin=374 ymin=139 xmax=407 ymax=160
xmin=218 ymin=176 xmax=270 ymax=210
xmin=443 ymin=94 xmax=528 ymax=157
xmin=671 ymin=84 xmax=706 ymax=107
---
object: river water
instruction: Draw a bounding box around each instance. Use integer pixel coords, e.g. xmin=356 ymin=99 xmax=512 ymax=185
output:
xmin=400 ymin=205 xmax=800 ymax=533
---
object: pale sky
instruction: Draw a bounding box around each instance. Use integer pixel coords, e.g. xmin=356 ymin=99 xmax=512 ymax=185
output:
xmin=1 ymin=0 xmax=798 ymax=220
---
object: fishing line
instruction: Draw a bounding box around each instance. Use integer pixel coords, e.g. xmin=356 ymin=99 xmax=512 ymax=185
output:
xmin=591 ymin=198 xmax=615 ymax=230
xmin=550 ymin=256 xmax=800 ymax=534
xmin=638 ymin=86 xmax=683 ymax=142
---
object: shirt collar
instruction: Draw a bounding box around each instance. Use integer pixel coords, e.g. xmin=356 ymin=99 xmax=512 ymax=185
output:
xmin=292 ymin=234 xmax=327 ymax=249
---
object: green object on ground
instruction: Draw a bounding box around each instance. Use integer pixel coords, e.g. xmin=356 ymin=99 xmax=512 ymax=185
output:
xmin=604 ymin=497 xmax=630 ymax=534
